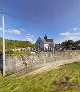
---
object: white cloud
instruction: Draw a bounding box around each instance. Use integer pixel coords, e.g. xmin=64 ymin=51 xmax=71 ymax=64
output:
xmin=8 ymin=29 xmax=21 ymax=35
xmin=73 ymin=28 xmax=77 ymax=31
xmin=20 ymin=28 xmax=27 ymax=32
xmin=26 ymin=38 xmax=33 ymax=42
xmin=59 ymin=28 xmax=80 ymax=43
xmin=60 ymin=31 xmax=72 ymax=36
xmin=25 ymin=34 xmax=34 ymax=42
xmin=26 ymin=34 xmax=34 ymax=38
xmin=0 ymin=27 xmax=2 ymax=30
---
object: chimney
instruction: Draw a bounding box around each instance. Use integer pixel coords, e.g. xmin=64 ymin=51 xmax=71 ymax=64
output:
xmin=44 ymin=35 xmax=47 ymax=41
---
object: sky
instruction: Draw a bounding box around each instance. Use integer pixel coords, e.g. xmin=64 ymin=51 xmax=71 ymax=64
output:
xmin=0 ymin=0 xmax=80 ymax=43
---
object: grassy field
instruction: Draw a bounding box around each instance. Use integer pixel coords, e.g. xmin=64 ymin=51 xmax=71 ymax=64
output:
xmin=0 ymin=62 xmax=80 ymax=92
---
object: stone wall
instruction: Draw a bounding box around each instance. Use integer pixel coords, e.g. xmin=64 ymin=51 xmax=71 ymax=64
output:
xmin=5 ymin=50 xmax=80 ymax=74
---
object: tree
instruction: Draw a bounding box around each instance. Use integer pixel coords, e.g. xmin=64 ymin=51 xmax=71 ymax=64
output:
xmin=61 ymin=40 xmax=76 ymax=49
xmin=0 ymin=38 xmax=35 ymax=50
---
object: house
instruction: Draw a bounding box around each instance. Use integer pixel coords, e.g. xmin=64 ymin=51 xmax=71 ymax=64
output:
xmin=76 ymin=42 xmax=80 ymax=50
xmin=35 ymin=35 xmax=54 ymax=52
xmin=55 ymin=44 xmax=63 ymax=50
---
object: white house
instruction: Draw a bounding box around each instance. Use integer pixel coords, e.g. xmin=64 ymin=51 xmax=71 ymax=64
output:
xmin=35 ymin=35 xmax=54 ymax=52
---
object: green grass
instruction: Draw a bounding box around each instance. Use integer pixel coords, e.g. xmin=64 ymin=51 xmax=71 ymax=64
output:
xmin=6 ymin=51 xmax=31 ymax=55
xmin=13 ymin=51 xmax=31 ymax=55
xmin=0 ymin=61 xmax=80 ymax=92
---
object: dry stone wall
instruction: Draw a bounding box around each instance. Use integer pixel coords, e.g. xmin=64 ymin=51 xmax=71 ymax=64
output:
xmin=5 ymin=50 xmax=80 ymax=74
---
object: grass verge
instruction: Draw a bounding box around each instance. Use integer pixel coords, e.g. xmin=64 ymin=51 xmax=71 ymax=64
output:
xmin=0 ymin=61 xmax=80 ymax=92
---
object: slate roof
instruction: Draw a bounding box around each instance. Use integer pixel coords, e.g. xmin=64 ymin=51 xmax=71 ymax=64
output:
xmin=47 ymin=39 xmax=53 ymax=42
xmin=40 ymin=38 xmax=48 ymax=44
xmin=37 ymin=37 xmax=54 ymax=44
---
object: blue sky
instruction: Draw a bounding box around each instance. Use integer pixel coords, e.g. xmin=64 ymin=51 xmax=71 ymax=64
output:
xmin=0 ymin=0 xmax=80 ymax=43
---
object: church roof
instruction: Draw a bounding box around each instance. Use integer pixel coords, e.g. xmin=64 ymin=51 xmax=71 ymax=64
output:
xmin=37 ymin=36 xmax=54 ymax=44
xmin=47 ymin=39 xmax=53 ymax=42
xmin=40 ymin=38 xmax=48 ymax=44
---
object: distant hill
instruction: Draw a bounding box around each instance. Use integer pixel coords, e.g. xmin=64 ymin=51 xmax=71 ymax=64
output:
xmin=0 ymin=38 xmax=35 ymax=50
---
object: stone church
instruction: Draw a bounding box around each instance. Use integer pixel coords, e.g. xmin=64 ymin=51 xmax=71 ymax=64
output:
xmin=35 ymin=35 xmax=54 ymax=51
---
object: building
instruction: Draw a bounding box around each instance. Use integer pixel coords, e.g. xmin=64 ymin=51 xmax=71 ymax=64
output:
xmin=35 ymin=35 xmax=54 ymax=52
xmin=55 ymin=44 xmax=62 ymax=50
xmin=76 ymin=42 xmax=80 ymax=50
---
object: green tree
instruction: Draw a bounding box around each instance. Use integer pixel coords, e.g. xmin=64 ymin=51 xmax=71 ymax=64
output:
xmin=61 ymin=40 xmax=76 ymax=49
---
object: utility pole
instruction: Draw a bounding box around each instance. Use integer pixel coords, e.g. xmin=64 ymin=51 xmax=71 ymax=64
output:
xmin=0 ymin=10 xmax=18 ymax=76
xmin=2 ymin=14 xmax=6 ymax=76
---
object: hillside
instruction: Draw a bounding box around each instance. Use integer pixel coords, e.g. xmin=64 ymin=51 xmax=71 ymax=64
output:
xmin=0 ymin=61 xmax=80 ymax=92
xmin=0 ymin=38 xmax=34 ymax=50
